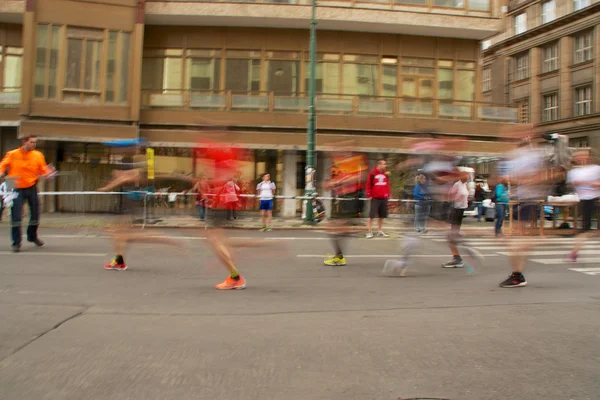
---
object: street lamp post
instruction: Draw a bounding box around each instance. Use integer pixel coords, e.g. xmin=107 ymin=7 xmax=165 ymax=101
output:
xmin=304 ymin=0 xmax=317 ymax=224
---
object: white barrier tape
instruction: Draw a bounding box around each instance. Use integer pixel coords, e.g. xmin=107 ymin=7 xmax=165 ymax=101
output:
xmin=0 ymin=190 xmax=504 ymax=205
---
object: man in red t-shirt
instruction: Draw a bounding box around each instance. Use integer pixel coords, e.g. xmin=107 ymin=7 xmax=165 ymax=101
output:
xmin=365 ymin=158 xmax=391 ymax=238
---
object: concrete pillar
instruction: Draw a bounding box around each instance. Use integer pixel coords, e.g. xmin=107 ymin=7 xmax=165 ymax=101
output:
xmin=530 ymin=47 xmax=541 ymax=125
xmin=596 ymin=29 xmax=600 ymax=111
xmin=559 ymin=36 xmax=573 ymax=118
xmin=281 ymin=150 xmax=297 ymax=218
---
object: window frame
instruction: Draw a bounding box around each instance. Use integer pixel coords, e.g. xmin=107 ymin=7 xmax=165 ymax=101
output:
xmin=514 ymin=13 xmax=527 ymax=35
xmin=541 ymin=0 xmax=556 ymax=24
xmin=542 ymin=42 xmax=559 ymax=73
xmin=515 ymin=98 xmax=530 ymax=123
xmin=573 ymin=31 xmax=593 ymax=64
xmin=515 ymin=52 xmax=529 ymax=81
xmin=0 ymin=45 xmax=23 ymax=93
xmin=542 ymin=92 xmax=559 ymax=122
xmin=482 ymin=67 xmax=491 ymax=92
xmin=574 ymin=85 xmax=592 ymax=116
xmin=573 ymin=0 xmax=590 ymax=11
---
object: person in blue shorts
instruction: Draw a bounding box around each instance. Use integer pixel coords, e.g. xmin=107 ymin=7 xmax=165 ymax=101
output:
xmin=256 ymin=173 xmax=276 ymax=231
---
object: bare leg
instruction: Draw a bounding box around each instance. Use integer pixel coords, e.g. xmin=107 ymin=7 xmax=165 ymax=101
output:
xmin=367 ymin=218 xmax=373 ymax=232
xmin=377 ymin=218 xmax=384 ymax=231
xmin=206 ymin=228 xmax=239 ymax=277
xmin=267 ymin=210 xmax=272 ymax=227
xmin=260 ymin=210 xmax=266 ymax=227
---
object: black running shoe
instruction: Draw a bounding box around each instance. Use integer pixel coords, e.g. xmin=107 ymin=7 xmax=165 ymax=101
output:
xmin=442 ymin=258 xmax=464 ymax=268
xmin=499 ymin=273 xmax=527 ymax=288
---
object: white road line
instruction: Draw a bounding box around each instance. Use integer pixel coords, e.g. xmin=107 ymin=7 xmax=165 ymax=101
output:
xmin=498 ymin=250 xmax=600 ymax=256
xmin=297 ymin=254 xmax=499 ymax=258
xmin=0 ymin=252 xmax=107 ymax=257
xmin=431 ymin=238 xmax=581 ymax=243
xmin=530 ymin=257 xmax=600 ymax=265
xmin=474 ymin=245 xmax=600 ymax=251
xmin=568 ymin=267 xmax=600 ymax=276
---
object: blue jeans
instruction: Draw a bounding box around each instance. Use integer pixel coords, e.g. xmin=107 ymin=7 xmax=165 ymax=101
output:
xmin=11 ymin=185 xmax=40 ymax=246
xmin=495 ymin=203 xmax=507 ymax=234
xmin=198 ymin=205 xmax=206 ymax=220
xmin=477 ymin=203 xmax=483 ymax=221
xmin=414 ymin=202 xmax=431 ymax=231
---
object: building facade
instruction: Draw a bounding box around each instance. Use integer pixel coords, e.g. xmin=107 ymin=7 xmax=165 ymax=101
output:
xmin=482 ymin=0 xmax=600 ymax=150
xmin=1 ymin=0 xmax=518 ymax=215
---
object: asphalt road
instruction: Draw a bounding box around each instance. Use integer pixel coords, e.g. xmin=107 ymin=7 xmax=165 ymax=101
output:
xmin=0 ymin=225 xmax=599 ymax=400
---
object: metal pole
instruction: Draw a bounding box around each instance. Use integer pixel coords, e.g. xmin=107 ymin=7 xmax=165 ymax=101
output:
xmin=304 ymin=0 xmax=317 ymax=224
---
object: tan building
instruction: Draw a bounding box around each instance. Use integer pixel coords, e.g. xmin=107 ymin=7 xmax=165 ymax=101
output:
xmin=0 ymin=0 xmax=518 ymax=214
xmin=482 ymin=0 xmax=600 ymax=149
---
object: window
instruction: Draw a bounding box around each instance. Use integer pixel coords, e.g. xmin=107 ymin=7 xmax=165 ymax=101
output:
xmin=515 ymin=98 xmax=530 ymax=123
xmin=573 ymin=0 xmax=590 ymax=11
xmin=402 ymin=58 xmax=434 ymax=99
xmin=142 ymin=49 xmax=184 ymax=95
xmin=542 ymin=93 xmax=558 ymax=121
xmin=34 ymin=24 xmax=61 ymax=99
xmin=515 ymin=52 xmax=529 ymax=80
xmin=381 ymin=57 xmax=397 ymax=97
xmin=542 ymin=0 xmax=556 ymax=23
xmin=342 ymin=54 xmax=379 ymax=96
xmin=574 ymin=31 xmax=593 ymax=64
xmin=481 ymin=40 xmax=491 ymax=51
xmin=225 ymin=51 xmax=261 ymax=93
xmin=1 ymin=46 xmax=23 ymax=93
xmin=570 ymin=137 xmax=589 ymax=148
xmin=34 ymin=24 xmax=131 ymax=103
xmin=185 ymin=49 xmax=221 ymax=92
xmin=515 ymin=13 xmax=527 ymax=35
xmin=574 ymin=86 xmax=592 ymax=116
xmin=468 ymin=0 xmax=490 ymax=11
xmin=305 ymin=54 xmax=341 ymax=95
xmin=482 ymin=68 xmax=491 ymax=92
xmin=542 ymin=43 xmax=558 ymax=73
xmin=456 ymin=70 xmax=475 ymax=101
xmin=267 ymin=58 xmax=300 ymax=96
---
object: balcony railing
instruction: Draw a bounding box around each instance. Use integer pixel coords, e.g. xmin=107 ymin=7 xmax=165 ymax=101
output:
xmin=146 ymin=0 xmax=493 ymax=14
xmin=0 ymin=91 xmax=21 ymax=108
xmin=141 ymin=90 xmax=518 ymax=123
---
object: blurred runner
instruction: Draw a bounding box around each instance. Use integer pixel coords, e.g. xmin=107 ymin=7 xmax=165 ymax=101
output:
xmin=566 ymin=150 xmax=600 ymax=262
xmin=322 ymin=144 xmax=368 ymax=266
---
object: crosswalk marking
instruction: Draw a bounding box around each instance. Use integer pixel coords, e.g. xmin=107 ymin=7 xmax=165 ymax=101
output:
xmin=568 ymin=267 xmax=600 ymax=276
xmin=532 ymin=258 xmax=600 ymax=265
xmin=497 ymin=250 xmax=600 ymax=256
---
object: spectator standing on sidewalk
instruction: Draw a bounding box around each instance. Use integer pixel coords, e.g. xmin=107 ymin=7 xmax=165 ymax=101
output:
xmin=494 ymin=176 xmax=510 ymax=236
xmin=366 ymin=159 xmax=390 ymax=238
xmin=0 ymin=135 xmax=56 ymax=252
xmin=257 ymin=173 xmax=276 ymax=231
xmin=413 ymin=174 xmax=431 ymax=233
xmin=475 ymin=183 xmax=485 ymax=222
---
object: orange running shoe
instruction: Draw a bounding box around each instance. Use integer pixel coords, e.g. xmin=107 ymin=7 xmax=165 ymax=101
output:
xmin=215 ymin=275 xmax=246 ymax=290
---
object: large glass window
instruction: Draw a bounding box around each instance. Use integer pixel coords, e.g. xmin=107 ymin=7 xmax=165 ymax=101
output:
xmin=34 ymin=24 xmax=61 ymax=99
xmin=542 ymin=42 xmax=559 ymax=72
xmin=225 ymin=52 xmax=261 ymax=93
xmin=437 ymin=69 xmax=453 ymax=99
xmin=1 ymin=47 xmax=23 ymax=93
xmin=469 ymin=0 xmax=489 ymax=11
xmin=381 ymin=57 xmax=397 ymax=97
xmin=34 ymin=24 xmax=130 ymax=103
xmin=305 ymin=53 xmax=340 ymax=95
xmin=455 ymin=70 xmax=475 ymax=101
xmin=342 ymin=54 xmax=378 ymax=96
xmin=185 ymin=50 xmax=221 ymax=92
xmin=267 ymin=59 xmax=300 ymax=96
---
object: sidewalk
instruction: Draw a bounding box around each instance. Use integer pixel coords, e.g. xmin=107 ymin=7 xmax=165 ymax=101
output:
xmin=29 ymin=212 xmax=501 ymax=230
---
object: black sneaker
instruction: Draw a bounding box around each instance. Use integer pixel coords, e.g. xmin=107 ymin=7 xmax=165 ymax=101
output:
xmin=442 ymin=258 xmax=464 ymax=268
xmin=11 ymin=244 xmax=21 ymax=253
xmin=28 ymin=239 xmax=44 ymax=247
xmin=499 ymin=273 xmax=527 ymax=288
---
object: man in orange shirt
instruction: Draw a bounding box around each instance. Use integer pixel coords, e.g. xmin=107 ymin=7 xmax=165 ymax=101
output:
xmin=0 ymin=135 xmax=56 ymax=252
